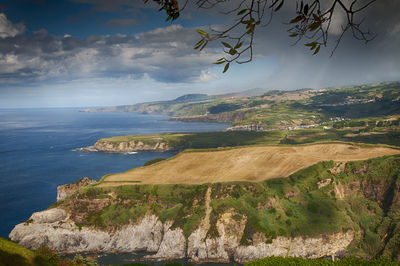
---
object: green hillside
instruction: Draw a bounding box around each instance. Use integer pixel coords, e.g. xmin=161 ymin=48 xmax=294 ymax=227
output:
xmin=83 ymin=81 xmax=400 ymax=131
xmin=0 ymin=237 xmax=98 ymax=266
xmin=56 ymin=154 xmax=400 ymax=260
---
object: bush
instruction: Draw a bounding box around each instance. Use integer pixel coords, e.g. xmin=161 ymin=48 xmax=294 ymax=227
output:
xmin=143 ymin=157 xmax=166 ymax=166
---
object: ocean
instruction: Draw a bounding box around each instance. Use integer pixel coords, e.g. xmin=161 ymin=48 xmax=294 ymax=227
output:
xmin=0 ymin=108 xmax=229 ymax=238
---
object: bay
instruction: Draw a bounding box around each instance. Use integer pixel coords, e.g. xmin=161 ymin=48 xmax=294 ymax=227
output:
xmin=0 ymin=108 xmax=229 ymax=238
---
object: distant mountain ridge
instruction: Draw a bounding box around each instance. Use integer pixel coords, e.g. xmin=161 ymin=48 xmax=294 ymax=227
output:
xmin=81 ymin=82 xmax=400 ymax=131
xmin=80 ymin=87 xmax=270 ymax=115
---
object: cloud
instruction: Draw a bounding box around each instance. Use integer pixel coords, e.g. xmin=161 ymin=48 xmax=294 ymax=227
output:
xmin=0 ymin=13 xmax=25 ymax=38
xmin=197 ymin=70 xmax=217 ymax=82
xmin=0 ymin=21 xmax=222 ymax=84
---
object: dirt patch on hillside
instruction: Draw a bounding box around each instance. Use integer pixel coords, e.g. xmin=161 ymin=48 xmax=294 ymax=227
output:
xmin=99 ymin=144 xmax=400 ymax=186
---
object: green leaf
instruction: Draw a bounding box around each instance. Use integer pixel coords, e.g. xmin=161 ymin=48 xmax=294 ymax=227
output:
xmin=221 ymin=41 xmax=232 ymax=49
xmin=199 ymin=40 xmax=208 ymax=51
xmin=305 ymin=42 xmax=317 ymax=47
xmin=228 ymin=48 xmax=237 ymax=55
xmin=195 ymin=38 xmax=204 ymax=46
xmin=237 ymin=9 xmax=247 ymax=15
xmin=172 ymin=13 xmax=179 ymax=21
xmin=289 ymin=33 xmax=299 ymax=37
xmin=234 ymin=42 xmax=243 ymax=49
xmin=165 ymin=15 xmax=172 ymax=22
xmin=308 ymin=22 xmax=320 ymax=31
xmin=213 ymin=60 xmax=225 ymax=65
xmin=196 ymin=29 xmax=208 ymax=36
xmin=313 ymin=45 xmax=321 ymax=55
xmin=290 ymin=16 xmax=303 ymax=24
xmin=305 ymin=42 xmax=318 ymax=50
xmin=313 ymin=13 xmax=320 ymax=22
xmin=223 ymin=63 xmax=230 ymax=73
xmin=194 ymin=39 xmax=204 ymax=49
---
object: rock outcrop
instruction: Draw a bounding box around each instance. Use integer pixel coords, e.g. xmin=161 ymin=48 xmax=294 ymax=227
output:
xmin=57 ymin=177 xmax=96 ymax=201
xmin=79 ymin=139 xmax=173 ymax=153
xmin=10 ymin=186 xmax=354 ymax=263
xmin=234 ymin=232 xmax=354 ymax=264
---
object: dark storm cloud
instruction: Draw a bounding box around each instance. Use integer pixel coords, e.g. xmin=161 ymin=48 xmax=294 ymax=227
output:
xmin=243 ymin=0 xmax=400 ymax=88
xmin=0 ymin=13 xmax=222 ymax=84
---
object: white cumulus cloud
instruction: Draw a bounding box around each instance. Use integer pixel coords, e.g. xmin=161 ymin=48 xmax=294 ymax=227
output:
xmin=0 ymin=13 xmax=25 ymax=39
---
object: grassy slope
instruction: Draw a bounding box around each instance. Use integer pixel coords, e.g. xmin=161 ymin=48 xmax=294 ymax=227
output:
xmin=96 ymin=114 xmax=400 ymax=153
xmin=0 ymin=237 xmax=59 ymax=266
xmin=88 ymin=82 xmax=400 ymax=130
xmin=99 ymin=143 xmax=400 ymax=185
xmin=60 ymin=154 xmax=400 ymax=260
xmin=0 ymin=237 xmax=99 ymax=266
xmin=96 ymin=131 xmax=286 ymax=149
xmin=246 ymin=256 xmax=400 ymax=265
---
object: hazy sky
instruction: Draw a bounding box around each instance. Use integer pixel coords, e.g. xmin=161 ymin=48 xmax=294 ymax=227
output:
xmin=0 ymin=0 xmax=399 ymax=108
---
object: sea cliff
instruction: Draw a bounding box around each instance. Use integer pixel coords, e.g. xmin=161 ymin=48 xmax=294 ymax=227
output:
xmin=79 ymin=138 xmax=173 ymax=153
xmin=9 ymin=155 xmax=400 ymax=263
xmin=10 ymin=187 xmax=353 ymax=264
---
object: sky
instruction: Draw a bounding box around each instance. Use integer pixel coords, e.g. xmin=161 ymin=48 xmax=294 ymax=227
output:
xmin=0 ymin=0 xmax=399 ymax=108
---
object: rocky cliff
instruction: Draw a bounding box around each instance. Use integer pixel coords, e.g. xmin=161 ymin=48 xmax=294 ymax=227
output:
xmin=10 ymin=188 xmax=353 ymax=264
xmin=79 ymin=139 xmax=173 ymax=153
xmin=57 ymin=177 xmax=96 ymax=201
xmin=10 ymin=155 xmax=400 ymax=263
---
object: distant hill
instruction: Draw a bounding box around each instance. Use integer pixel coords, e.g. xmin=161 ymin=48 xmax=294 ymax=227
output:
xmin=172 ymin=93 xmax=211 ymax=103
xmin=81 ymin=81 xmax=400 ymax=130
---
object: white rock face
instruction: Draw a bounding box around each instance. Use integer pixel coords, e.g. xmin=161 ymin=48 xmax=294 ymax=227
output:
xmin=10 ymin=209 xmax=166 ymax=254
xmin=187 ymin=188 xmax=247 ymax=263
xmin=234 ymin=231 xmax=354 ymax=264
xmin=149 ymin=221 xmax=186 ymax=259
xmin=9 ymin=191 xmax=354 ymax=263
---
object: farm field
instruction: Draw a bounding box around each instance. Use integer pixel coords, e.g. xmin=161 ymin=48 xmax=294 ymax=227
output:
xmin=99 ymin=143 xmax=400 ymax=185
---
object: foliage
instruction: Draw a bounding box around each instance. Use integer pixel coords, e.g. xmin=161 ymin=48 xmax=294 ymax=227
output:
xmin=0 ymin=237 xmax=98 ymax=266
xmin=101 ymin=131 xmax=286 ymax=150
xmin=143 ymin=157 xmax=166 ymax=166
xmin=149 ymin=0 xmax=378 ymax=69
xmin=90 ymin=82 xmax=400 ymax=134
xmin=55 ymin=154 xmax=400 ymax=260
xmin=208 ymin=103 xmax=242 ymax=114
xmin=246 ymin=256 xmax=400 ymax=266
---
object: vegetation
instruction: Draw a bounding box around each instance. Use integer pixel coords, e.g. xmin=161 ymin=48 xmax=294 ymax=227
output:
xmin=23 ymin=81 xmax=400 ymax=265
xmin=0 ymin=237 xmax=98 ymax=266
xmin=89 ymin=82 xmax=400 ymax=135
xmin=143 ymin=157 xmax=166 ymax=166
xmin=151 ymin=0 xmax=378 ymax=68
xmin=57 ymin=154 xmax=400 ymax=260
xmin=246 ymin=256 xmax=400 ymax=266
xmin=99 ymin=144 xmax=399 ymax=185
xmin=98 ymin=131 xmax=286 ymax=150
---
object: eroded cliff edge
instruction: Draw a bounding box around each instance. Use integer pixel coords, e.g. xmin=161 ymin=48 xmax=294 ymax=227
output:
xmin=9 ymin=190 xmax=353 ymax=264
xmin=79 ymin=138 xmax=173 ymax=153
xmin=10 ymin=155 xmax=400 ymax=263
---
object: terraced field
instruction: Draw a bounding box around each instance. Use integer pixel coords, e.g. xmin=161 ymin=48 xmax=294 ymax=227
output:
xmin=99 ymin=143 xmax=400 ymax=186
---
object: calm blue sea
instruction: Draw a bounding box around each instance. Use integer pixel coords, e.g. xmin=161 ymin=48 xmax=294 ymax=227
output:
xmin=0 ymin=108 xmax=229 ymax=238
